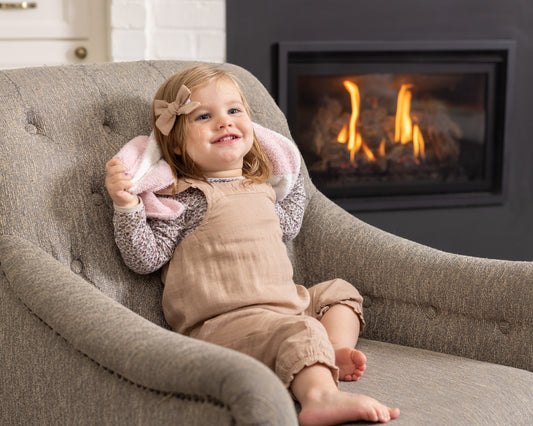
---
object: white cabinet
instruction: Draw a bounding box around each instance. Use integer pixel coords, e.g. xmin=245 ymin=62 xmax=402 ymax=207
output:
xmin=0 ymin=0 xmax=108 ymax=69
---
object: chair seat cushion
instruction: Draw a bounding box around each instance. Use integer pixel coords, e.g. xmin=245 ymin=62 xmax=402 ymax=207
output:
xmin=340 ymin=339 xmax=533 ymax=425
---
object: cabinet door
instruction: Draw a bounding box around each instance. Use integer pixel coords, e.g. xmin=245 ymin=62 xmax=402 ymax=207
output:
xmin=0 ymin=0 xmax=107 ymax=69
xmin=0 ymin=40 xmax=90 ymax=68
xmin=0 ymin=0 xmax=89 ymax=39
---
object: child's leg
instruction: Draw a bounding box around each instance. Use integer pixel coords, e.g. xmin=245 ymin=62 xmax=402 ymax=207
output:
xmin=320 ymin=303 xmax=367 ymax=381
xmin=308 ymin=278 xmax=367 ymax=382
xmin=291 ymin=363 xmax=400 ymax=425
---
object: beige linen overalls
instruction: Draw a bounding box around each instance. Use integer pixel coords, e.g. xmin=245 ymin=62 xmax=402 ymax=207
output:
xmin=161 ymin=179 xmax=364 ymax=387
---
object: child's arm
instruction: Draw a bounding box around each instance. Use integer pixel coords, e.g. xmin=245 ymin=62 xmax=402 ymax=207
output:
xmin=112 ymin=203 xmax=185 ymax=274
xmin=275 ymin=173 xmax=306 ymax=242
xmin=105 ymin=158 xmax=189 ymax=274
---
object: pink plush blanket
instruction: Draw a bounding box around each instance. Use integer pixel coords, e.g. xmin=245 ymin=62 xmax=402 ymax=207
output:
xmin=114 ymin=122 xmax=301 ymax=219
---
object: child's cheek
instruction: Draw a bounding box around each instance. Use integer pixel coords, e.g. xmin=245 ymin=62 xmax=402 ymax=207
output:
xmin=192 ymin=127 xmax=205 ymax=141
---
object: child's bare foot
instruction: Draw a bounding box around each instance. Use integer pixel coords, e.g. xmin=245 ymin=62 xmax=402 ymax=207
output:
xmin=336 ymin=347 xmax=367 ymax=381
xmin=298 ymin=389 xmax=400 ymax=425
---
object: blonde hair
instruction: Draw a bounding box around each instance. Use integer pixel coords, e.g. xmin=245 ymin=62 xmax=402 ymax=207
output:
xmin=152 ymin=64 xmax=271 ymax=189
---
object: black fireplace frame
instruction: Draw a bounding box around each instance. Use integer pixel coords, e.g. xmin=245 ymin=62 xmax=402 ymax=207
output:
xmin=277 ymin=40 xmax=516 ymax=211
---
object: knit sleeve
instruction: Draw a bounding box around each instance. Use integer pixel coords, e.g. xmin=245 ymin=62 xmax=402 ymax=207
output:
xmin=113 ymin=188 xmax=207 ymax=274
xmin=275 ymin=173 xmax=306 ymax=242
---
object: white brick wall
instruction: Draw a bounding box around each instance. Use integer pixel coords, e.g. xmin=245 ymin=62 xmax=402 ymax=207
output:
xmin=111 ymin=0 xmax=226 ymax=63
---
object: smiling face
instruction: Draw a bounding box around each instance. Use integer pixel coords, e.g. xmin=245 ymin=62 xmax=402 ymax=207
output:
xmin=177 ymin=77 xmax=254 ymax=178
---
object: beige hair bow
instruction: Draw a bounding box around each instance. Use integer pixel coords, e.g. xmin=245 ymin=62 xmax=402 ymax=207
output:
xmin=154 ymin=85 xmax=201 ymax=136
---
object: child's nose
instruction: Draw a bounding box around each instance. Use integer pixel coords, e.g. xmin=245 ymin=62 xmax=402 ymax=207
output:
xmin=218 ymin=115 xmax=233 ymax=128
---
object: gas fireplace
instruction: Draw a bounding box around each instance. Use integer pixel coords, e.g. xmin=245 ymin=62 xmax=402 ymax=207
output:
xmin=278 ymin=41 xmax=515 ymax=211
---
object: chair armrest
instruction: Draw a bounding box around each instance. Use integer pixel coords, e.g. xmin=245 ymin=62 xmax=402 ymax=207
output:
xmin=0 ymin=235 xmax=298 ymax=425
xmin=294 ymin=190 xmax=533 ymax=371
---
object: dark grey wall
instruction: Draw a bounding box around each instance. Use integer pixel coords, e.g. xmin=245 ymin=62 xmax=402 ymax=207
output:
xmin=227 ymin=0 xmax=533 ymax=261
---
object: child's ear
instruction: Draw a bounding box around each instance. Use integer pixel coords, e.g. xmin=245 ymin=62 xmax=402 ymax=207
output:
xmin=174 ymin=145 xmax=182 ymax=155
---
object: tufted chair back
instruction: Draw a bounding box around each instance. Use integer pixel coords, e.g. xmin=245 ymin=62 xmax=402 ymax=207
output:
xmin=0 ymin=61 xmax=297 ymax=327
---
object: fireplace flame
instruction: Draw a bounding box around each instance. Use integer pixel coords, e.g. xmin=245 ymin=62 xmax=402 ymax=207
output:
xmin=379 ymin=138 xmax=386 ymax=157
xmin=341 ymin=81 xmax=362 ymax=161
xmin=395 ymin=84 xmax=414 ymax=144
xmin=413 ymin=124 xmax=426 ymax=161
xmin=337 ymin=80 xmax=425 ymax=164
xmin=337 ymin=124 xmax=348 ymax=143
xmin=361 ymin=142 xmax=376 ymax=161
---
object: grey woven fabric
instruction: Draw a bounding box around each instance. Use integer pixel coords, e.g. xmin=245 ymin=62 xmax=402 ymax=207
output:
xmin=1 ymin=60 xmax=532 ymax=425
xmin=343 ymin=340 xmax=533 ymax=425
xmin=295 ymin=191 xmax=533 ymax=370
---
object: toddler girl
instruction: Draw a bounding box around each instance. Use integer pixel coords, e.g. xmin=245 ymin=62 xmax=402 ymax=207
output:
xmin=105 ymin=64 xmax=399 ymax=425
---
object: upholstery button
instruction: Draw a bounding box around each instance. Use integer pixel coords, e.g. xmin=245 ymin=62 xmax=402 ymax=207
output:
xmin=362 ymin=296 xmax=372 ymax=308
xmin=103 ymin=124 xmax=111 ymax=133
xmin=92 ymin=192 xmax=104 ymax=206
xmin=426 ymin=306 xmax=438 ymax=319
xmin=498 ymin=320 xmax=512 ymax=334
xmin=25 ymin=124 xmax=37 ymax=134
xmin=70 ymin=259 xmax=83 ymax=274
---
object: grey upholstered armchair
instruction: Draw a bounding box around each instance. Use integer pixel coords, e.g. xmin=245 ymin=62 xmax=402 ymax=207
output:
xmin=1 ymin=61 xmax=532 ymax=425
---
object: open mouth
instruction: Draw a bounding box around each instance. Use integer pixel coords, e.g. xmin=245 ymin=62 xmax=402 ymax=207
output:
xmin=213 ymin=134 xmax=240 ymax=144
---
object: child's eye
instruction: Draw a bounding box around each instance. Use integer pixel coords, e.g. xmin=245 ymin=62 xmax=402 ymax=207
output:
xmin=196 ymin=113 xmax=210 ymax=121
xmin=228 ymin=108 xmax=241 ymax=115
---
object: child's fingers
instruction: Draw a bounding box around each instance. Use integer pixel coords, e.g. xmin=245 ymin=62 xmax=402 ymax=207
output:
xmin=105 ymin=158 xmax=139 ymax=208
xmin=105 ymin=178 xmax=130 ymax=199
xmin=105 ymin=160 xmax=132 ymax=186
xmin=110 ymin=178 xmax=133 ymax=192
xmin=107 ymin=177 xmax=133 ymax=196
xmin=107 ymin=183 xmax=137 ymax=207
xmin=106 ymin=162 xmax=129 ymax=176
xmin=106 ymin=159 xmax=131 ymax=178
xmin=106 ymin=158 xmax=124 ymax=169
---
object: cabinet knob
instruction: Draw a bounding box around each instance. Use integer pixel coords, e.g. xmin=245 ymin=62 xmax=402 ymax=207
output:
xmin=75 ymin=46 xmax=88 ymax=60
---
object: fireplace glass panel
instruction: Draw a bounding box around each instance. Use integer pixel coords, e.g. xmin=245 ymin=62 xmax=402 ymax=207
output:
xmin=279 ymin=42 xmax=513 ymax=210
xmin=296 ymin=72 xmax=487 ymax=198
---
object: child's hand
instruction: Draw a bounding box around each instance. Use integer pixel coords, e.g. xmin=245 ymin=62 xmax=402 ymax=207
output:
xmin=105 ymin=158 xmax=140 ymax=209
